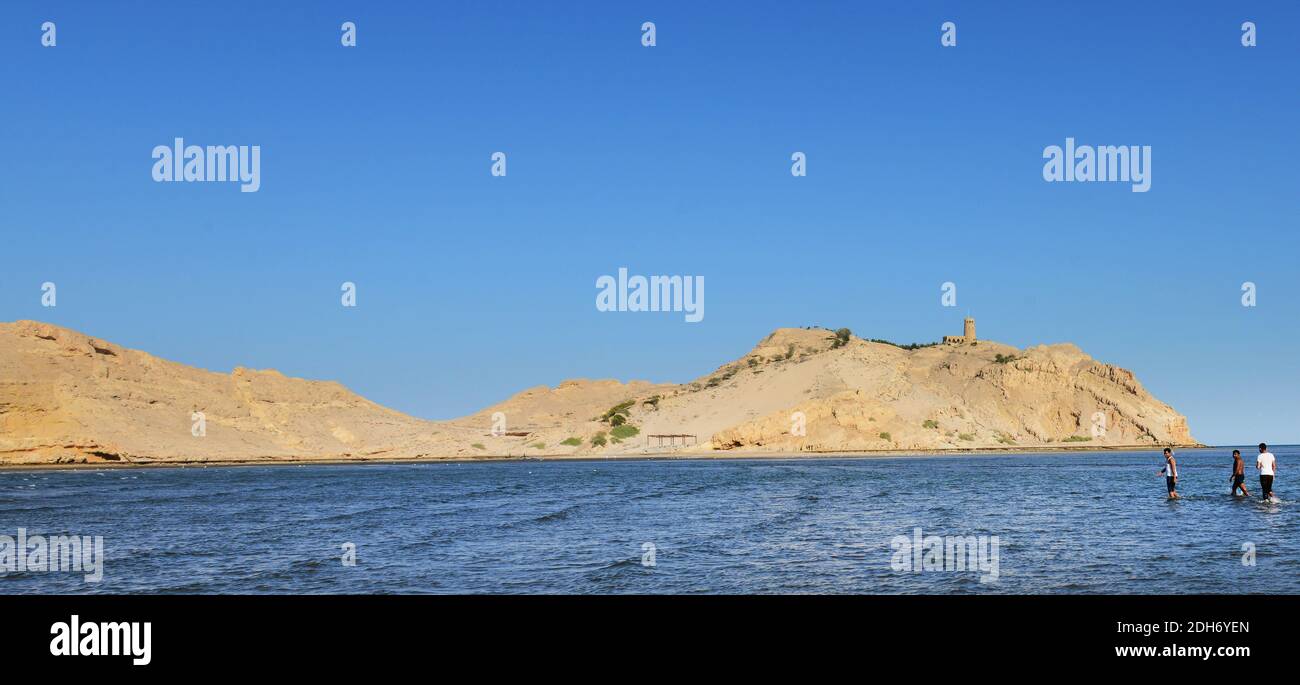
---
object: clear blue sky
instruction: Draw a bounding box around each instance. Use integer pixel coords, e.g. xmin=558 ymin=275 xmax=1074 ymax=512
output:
xmin=3 ymin=2 xmax=1297 ymax=445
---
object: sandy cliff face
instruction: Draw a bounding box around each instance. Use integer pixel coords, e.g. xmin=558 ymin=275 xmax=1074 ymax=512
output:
xmin=0 ymin=321 xmax=1196 ymax=465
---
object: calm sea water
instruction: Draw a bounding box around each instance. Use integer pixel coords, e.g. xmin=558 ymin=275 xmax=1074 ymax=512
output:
xmin=2 ymin=447 xmax=1297 ymax=594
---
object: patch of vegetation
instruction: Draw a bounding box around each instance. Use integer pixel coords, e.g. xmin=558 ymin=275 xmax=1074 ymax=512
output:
xmin=996 ymin=433 xmax=1016 ymax=445
xmin=829 ymin=327 xmax=853 ymax=349
xmin=471 ymin=443 xmax=485 ymax=450
xmin=958 ymin=433 xmax=975 ymax=441
xmin=610 ymin=425 xmax=639 ymax=440
xmin=529 ymin=442 xmax=545 ymax=449
xmin=878 ymin=432 xmax=892 ymax=441
xmin=560 ymin=437 xmax=583 ymax=446
xmin=641 ymin=395 xmax=660 ymax=409
xmin=590 ymin=432 xmax=607 ymax=447
xmin=993 ymin=353 xmax=1019 ymax=364
xmin=705 ymin=368 xmax=739 ymax=389
xmin=609 ymin=414 xmax=627 ymax=427
xmin=922 ymin=419 xmax=940 ymax=429
xmin=747 ymin=357 xmax=759 ymax=368
xmin=601 ymin=400 xmax=635 ymax=424
xmin=784 ymin=343 xmax=796 ymax=360
xmin=1063 ymin=435 xmax=1092 ymax=443
xmin=869 ymin=339 xmax=939 ymax=350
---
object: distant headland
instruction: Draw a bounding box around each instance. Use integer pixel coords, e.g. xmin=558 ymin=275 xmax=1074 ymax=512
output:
xmin=0 ymin=319 xmax=1197 ymax=467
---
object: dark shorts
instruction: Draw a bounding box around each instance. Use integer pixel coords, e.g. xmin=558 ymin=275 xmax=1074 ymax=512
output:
xmin=1261 ymin=474 xmax=1274 ymax=496
xmin=1234 ymin=474 xmax=1245 ymax=487
xmin=1167 ymin=477 xmax=1177 ymax=493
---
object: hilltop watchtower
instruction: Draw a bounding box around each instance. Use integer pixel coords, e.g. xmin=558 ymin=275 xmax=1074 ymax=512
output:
xmin=943 ymin=317 xmax=976 ymax=345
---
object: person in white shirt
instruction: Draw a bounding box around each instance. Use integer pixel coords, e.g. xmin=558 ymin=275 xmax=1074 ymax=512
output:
xmin=1256 ymin=442 xmax=1277 ymax=500
xmin=1158 ymin=448 xmax=1179 ymax=499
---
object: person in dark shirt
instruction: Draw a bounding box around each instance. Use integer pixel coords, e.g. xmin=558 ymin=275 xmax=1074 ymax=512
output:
xmin=1229 ymin=449 xmax=1250 ymax=497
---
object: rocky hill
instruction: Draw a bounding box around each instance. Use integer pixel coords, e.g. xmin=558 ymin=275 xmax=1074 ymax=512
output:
xmin=0 ymin=321 xmax=1195 ymax=466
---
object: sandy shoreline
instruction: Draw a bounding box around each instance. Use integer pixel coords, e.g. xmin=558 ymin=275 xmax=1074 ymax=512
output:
xmin=0 ymin=443 xmax=1210 ymax=473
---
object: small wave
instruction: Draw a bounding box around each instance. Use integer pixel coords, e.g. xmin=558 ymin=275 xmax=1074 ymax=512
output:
xmin=629 ymin=482 xmax=715 ymax=501
xmin=532 ymin=505 xmax=580 ymax=524
xmin=597 ymin=558 xmax=643 ymax=571
xmin=305 ymin=503 xmax=409 ymax=523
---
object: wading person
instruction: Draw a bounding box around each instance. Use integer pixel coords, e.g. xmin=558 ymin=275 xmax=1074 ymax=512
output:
xmin=1230 ymin=449 xmax=1250 ymax=497
xmin=1256 ymin=443 xmax=1277 ymax=500
xmin=1158 ymin=448 xmax=1179 ymax=499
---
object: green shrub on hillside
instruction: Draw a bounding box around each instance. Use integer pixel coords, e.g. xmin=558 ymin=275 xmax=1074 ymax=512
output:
xmin=611 ymin=425 xmax=639 ymax=440
xmin=602 ymin=400 xmax=635 ymax=423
